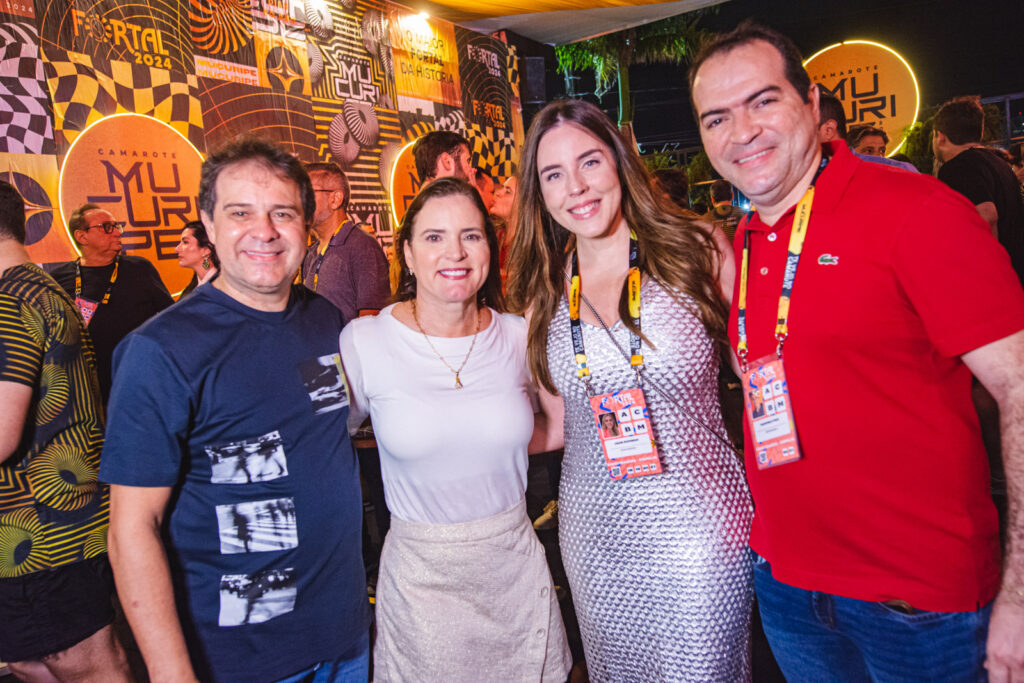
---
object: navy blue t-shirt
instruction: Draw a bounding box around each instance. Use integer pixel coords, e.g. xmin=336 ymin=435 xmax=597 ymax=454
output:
xmin=100 ymin=283 xmax=369 ymax=682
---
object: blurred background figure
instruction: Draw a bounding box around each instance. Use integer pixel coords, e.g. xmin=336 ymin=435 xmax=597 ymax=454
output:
xmin=473 ymin=169 xmax=497 ymax=213
xmin=702 ymin=179 xmax=745 ymax=242
xmin=652 ymin=168 xmax=690 ymax=211
xmin=176 ymin=220 xmax=218 ymax=298
xmin=848 ymin=124 xmax=889 ymax=157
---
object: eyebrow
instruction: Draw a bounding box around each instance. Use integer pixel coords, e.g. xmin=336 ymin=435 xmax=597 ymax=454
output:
xmin=698 ymin=86 xmax=783 ymax=123
xmin=538 ymin=148 xmax=602 ymax=176
xmin=221 ymin=202 xmax=299 ymax=212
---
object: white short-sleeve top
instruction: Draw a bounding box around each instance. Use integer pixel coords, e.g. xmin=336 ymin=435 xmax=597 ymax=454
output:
xmin=339 ymin=304 xmax=533 ymax=525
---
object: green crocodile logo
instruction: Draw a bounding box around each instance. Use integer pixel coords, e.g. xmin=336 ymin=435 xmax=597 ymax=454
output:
xmin=817 ymin=253 xmax=839 ymax=265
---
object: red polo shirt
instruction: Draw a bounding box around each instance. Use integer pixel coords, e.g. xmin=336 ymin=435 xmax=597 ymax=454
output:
xmin=728 ymin=141 xmax=1024 ymax=611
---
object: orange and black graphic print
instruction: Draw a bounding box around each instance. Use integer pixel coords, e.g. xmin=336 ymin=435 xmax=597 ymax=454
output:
xmin=0 ymin=264 xmax=108 ymax=577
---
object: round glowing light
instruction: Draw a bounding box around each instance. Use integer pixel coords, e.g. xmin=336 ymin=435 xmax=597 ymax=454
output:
xmin=804 ymin=40 xmax=920 ymax=157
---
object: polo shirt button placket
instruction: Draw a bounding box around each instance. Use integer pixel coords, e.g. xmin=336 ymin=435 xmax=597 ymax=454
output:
xmin=767 ymin=232 xmax=778 ymax=242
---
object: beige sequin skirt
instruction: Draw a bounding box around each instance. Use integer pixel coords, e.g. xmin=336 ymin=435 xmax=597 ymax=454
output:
xmin=373 ymin=499 xmax=571 ymax=683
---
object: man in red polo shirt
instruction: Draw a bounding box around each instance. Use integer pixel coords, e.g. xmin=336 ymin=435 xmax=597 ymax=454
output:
xmin=690 ymin=21 xmax=1024 ymax=682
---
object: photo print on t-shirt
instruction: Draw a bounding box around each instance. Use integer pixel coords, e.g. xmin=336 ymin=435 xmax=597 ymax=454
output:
xmin=298 ymin=353 xmax=350 ymax=415
xmin=206 ymin=431 xmax=289 ymax=484
xmin=219 ymin=568 xmax=297 ymax=627
xmin=215 ymin=497 xmax=298 ymax=554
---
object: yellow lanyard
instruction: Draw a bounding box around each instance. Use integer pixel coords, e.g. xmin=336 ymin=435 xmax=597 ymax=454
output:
xmin=309 ymin=221 xmax=347 ymax=292
xmin=736 ymin=185 xmax=816 ymax=371
xmin=74 ymin=255 xmax=119 ymax=305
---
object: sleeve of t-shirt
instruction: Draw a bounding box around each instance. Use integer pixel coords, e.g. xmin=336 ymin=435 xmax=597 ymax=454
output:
xmin=351 ymin=237 xmax=391 ymax=313
xmin=938 ymin=159 xmax=993 ymax=207
xmin=338 ymin=320 xmax=369 ymax=434
xmin=99 ymin=333 xmax=192 ymax=486
xmin=0 ymin=294 xmax=42 ymax=386
xmin=891 ymin=182 xmax=1024 ymax=357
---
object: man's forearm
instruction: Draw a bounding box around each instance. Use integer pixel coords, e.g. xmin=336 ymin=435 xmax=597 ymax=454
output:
xmin=108 ymin=520 xmax=198 ymax=683
xmin=999 ymin=388 xmax=1024 ymax=594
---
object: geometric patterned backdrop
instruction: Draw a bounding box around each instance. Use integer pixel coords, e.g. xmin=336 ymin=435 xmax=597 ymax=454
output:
xmin=0 ymin=0 xmax=522 ymax=264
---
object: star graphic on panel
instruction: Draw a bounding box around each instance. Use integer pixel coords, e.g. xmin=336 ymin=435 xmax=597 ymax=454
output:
xmin=266 ymin=46 xmax=304 ymax=94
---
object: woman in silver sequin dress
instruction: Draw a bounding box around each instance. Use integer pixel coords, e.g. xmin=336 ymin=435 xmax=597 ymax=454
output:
xmin=507 ymin=99 xmax=754 ymax=681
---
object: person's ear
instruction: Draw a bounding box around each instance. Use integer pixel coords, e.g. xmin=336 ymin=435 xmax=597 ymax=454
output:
xmin=200 ymin=211 xmax=216 ymax=246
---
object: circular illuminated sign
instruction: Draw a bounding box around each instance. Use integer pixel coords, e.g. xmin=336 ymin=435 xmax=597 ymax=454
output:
xmin=804 ymin=40 xmax=920 ymax=156
xmin=58 ymin=113 xmax=204 ymax=295
xmin=386 ymin=138 xmax=421 ymax=227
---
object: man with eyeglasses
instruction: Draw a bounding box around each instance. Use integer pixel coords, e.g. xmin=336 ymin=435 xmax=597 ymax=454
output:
xmin=51 ymin=203 xmax=173 ymax=403
xmin=300 ymin=162 xmax=388 ymax=321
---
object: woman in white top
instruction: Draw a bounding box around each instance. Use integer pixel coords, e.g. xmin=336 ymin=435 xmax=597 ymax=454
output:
xmin=339 ymin=177 xmax=571 ymax=682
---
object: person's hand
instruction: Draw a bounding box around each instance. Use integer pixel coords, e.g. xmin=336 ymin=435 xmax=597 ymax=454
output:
xmin=986 ymin=589 xmax=1024 ymax=682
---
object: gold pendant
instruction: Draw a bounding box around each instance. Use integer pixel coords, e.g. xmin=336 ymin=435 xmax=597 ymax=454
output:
xmin=454 ymin=373 xmax=463 ymax=389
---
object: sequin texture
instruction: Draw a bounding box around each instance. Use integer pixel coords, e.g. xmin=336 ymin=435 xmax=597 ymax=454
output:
xmin=548 ymin=279 xmax=754 ymax=682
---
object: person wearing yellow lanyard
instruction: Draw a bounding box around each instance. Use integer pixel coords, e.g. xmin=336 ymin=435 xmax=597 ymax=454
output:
xmin=507 ymin=99 xmax=754 ymax=680
xmin=50 ymin=204 xmax=173 ymax=403
xmin=299 ymin=162 xmax=389 ymax=322
xmin=691 ymin=22 xmax=1024 ymax=683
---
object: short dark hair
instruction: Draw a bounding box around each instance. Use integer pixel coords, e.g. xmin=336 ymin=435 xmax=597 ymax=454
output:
xmin=652 ymin=169 xmax=689 ymax=209
xmin=183 ymin=219 xmax=220 ymax=269
xmin=394 ymin=177 xmax=504 ymax=311
xmin=848 ymin=124 xmax=889 ymax=146
xmin=0 ymin=180 xmax=26 ymax=243
xmin=817 ymin=85 xmax=848 ymax=139
xmin=305 ymin=161 xmax=351 ymax=211
xmin=933 ymin=96 xmax=984 ymax=145
xmin=412 ymin=131 xmax=470 ymax=182
xmin=199 ymin=137 xmax=315 ymax=227
xmin=689 ymin=20 xmax=811 ymax=105
xmin=67 ymin=202 xmax=102 ymax=246
xmin=709 ymin=179 xmax=733 ymax=204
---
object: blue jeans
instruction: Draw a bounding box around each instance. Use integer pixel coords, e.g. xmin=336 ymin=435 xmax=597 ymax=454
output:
xmin=273 ymin=635 xmax=370 ymax=683
xmin=753 ymin=559 xmax=991 ymax=682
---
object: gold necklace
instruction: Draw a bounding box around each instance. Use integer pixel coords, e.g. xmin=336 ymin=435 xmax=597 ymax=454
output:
xmin=411 ymin=299 xmax=482 ymax=389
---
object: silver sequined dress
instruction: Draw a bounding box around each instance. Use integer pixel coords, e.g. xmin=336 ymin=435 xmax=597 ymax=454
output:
xmin=548 ymin=279 xmax=754 ymax=682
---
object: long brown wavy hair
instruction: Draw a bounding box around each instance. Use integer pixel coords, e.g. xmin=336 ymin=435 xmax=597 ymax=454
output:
xmin=505 ymin=99 xmax=728 ymax=394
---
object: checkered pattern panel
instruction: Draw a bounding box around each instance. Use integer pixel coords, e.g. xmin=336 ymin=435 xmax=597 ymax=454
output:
xmin=466 ymin=121 xmax=516 ymax=179
xmin=43 ymin=47 xmax=204 ymax=153
xmin=0 ymin=22 xmax=55 ymax=154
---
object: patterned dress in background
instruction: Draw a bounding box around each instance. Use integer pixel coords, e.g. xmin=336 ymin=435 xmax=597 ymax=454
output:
xmin=547 ymin=279 xmax=754 ymax=682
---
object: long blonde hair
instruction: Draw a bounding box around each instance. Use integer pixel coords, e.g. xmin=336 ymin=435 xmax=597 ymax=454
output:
xmin=505 ymin=99 xmax=728 ymax=394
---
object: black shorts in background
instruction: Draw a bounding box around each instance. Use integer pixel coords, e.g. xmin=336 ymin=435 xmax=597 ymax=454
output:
xmin=0 ymin=555 xmax=116 ymax=661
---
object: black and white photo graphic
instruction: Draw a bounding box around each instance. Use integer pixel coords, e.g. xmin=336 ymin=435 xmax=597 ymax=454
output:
xmin=206 ymin=431 xmax=289 ymax=484
xmin=216 ymin=498 xmax=298 ymax=554
xmin=219 ymin=568 xmax=297 ymax=626
xmin=299 ymin=353 xmax=349 ymax=415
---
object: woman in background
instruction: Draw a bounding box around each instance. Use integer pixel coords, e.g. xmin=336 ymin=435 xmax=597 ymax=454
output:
xmin=507 ymin=98 xmax=753 ymax=681
xmin=176 ymin=220 xmax=218 ymax=297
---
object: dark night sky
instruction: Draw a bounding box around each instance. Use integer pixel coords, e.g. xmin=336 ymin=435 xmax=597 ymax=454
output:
xmin=605 ymin=0 xmax=1024 ymax=147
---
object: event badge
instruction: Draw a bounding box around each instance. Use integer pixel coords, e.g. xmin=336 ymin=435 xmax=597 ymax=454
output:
xmin=74 ymin=297 xmax=98 ymax=327
xmin=589 ymin=387 xmax=662 ymax=480
xmin=742 ymin=355 xmax=802 ymax=469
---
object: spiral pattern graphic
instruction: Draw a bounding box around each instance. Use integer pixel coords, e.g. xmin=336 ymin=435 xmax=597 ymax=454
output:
xmin=83 ymin=525 xmax=108 ymax=559
xmin=0 ymin=508 xmax=46 ymax=578
xmin=36 ymin=363 xmax=69 ymax=426
xmin=304 ymin=0 xmax=334 ymax=40
xmin=307 ymin=40 xmax=325 ymax=89
xmin=329 ymin=113 xmax=361 ymax=166
xmin=343 ymin=100 xmax=379 ymax=147
xmin=27 ymin=443 xmax=99 ymax=513
xmin=190 ymin=0 xmax=252 ymax=56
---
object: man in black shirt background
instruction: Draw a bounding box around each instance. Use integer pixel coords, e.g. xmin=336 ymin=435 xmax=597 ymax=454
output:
xmin=934 ymin=96 xmax=1024 ymax=286
xmin=51 ymin=203 xmax=173 ymax=402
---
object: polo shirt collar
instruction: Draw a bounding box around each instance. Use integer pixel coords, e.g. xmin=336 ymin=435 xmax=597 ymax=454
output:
xmin=744 ymin=140 xmax=858 ymax=232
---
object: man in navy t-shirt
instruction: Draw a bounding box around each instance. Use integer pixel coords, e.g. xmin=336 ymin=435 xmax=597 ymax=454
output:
xmin=101 ymin=138 xmax=370 ymax=682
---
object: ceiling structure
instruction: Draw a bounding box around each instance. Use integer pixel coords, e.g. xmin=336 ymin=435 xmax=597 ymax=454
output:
xmin=415 ymin=0 xmax=728 ymax=45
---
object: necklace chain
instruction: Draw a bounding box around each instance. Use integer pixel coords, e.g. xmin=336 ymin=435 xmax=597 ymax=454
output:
xmin=411 ymin=300 xmax=482 ymax=389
